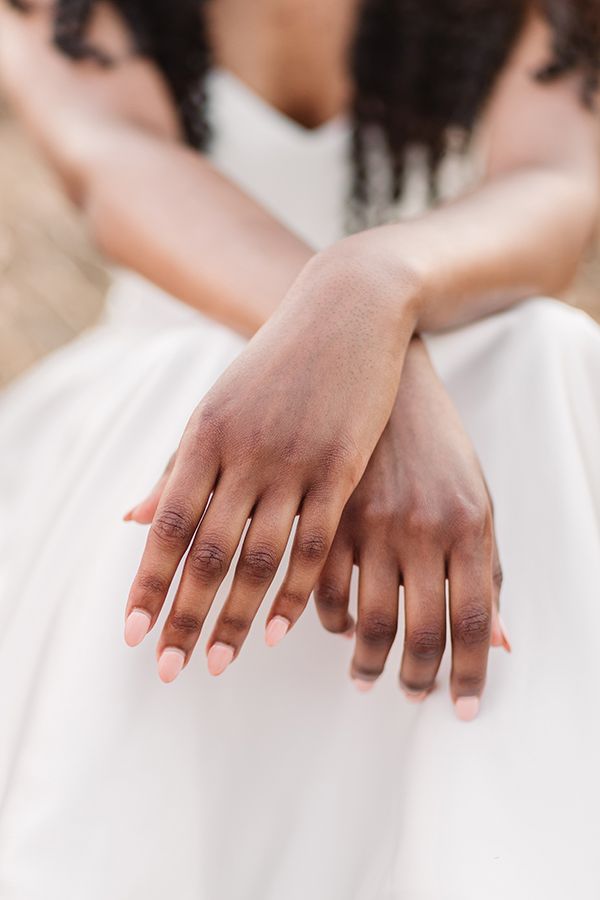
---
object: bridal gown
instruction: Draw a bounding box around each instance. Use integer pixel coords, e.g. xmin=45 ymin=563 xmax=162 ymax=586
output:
xmin=1 ymin=70 xmax=600 ymax=900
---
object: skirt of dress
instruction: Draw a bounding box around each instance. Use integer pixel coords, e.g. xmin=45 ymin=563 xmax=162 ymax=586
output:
xmin=1 ymin=279 xmax=599 ymax=900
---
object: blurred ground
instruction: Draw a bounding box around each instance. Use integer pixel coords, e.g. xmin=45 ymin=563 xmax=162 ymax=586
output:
xmin=1 ymin=99 xmax=600 ymax=387
xmin=0 ymin=100 xmax=108 ymax=387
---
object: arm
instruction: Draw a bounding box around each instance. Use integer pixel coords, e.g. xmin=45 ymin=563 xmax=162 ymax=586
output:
xmin=122 ymin=13 xmax=598 ymax=697
xmin=87 ymin=11 xmax=600 ymax=335
xmin=345 ymin=13 xmax=600 ymax=332
xmin=1 ymin=4 xmax=590 ymax=708
xmin=0 ymin=1 xmax=312 ymax=335
xmin=1 ymin=7 xmax=596 ymax=338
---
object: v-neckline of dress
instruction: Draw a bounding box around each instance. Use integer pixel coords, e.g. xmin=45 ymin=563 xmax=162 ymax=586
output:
xmin=211 ymin=67 xmax=350 ymax=142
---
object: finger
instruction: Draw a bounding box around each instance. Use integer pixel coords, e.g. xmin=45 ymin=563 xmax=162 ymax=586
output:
xmin=124 ymin=453 xmax=177 ymax=524
xmin=124 ymin=440 xmax=218 ymax=647
xmin=207 ymin=494 xmax=300 ymax=663
xmin=351 ymin=551 xmax=400 ymax=691
xmin=448 ymin=536 xmax=494 ymax=722
xmin=481 ymin=483 xmax=511 ymax=653
xmin=156 ymin=479 xmax=255 ymax=682
xmin=267 ymin=488 xmax=345 ymax=631
xmin=314 ymin=531 xmax=355 ymax=637
xmin=399 ymin=557 xmax=447 ymax=702
xmin=489 ymin=534 xmax=511 ymax=652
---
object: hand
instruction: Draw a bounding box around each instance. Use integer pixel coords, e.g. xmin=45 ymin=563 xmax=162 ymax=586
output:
xmin=123 ymin=244 xmax=419 ymax=682
xmin=0 ymin=1 xmax=182 ymax=144
xmin=314 ymin=336 xmax=510 ymax=721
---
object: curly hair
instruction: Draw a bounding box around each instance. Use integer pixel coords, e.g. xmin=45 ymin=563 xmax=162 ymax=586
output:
xmin=9 ymin=0 xmax=600 ymax=224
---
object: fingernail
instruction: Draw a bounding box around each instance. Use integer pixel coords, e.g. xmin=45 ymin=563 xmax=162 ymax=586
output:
xmin=158 ymin=647 xmax=185 ymax=683
xmin=353 ymin=678 xmax=374 ymax=693
xmin=123 ymin=505 xmax=139 ymax=522
xmin=265 ymin=616 xmax=290 ymax=648
xmin=124 ymin=608 xmax=151 ymax=646
xmin=455 ymin=696 xmax=480 ymax=722
xmin=341 ymin=620 xmax=356 ymax=639
xmin=207 ymin=642 xmax=235 ymax=676
xmin=498 ymin=614 xmax=512 ymax=653
xmin=403 ymin=689 xmax=427 ymax=704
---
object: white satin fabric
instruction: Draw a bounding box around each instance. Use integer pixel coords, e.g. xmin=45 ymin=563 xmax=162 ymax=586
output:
xmin=1 ymin=70 xmax=600 ymax=900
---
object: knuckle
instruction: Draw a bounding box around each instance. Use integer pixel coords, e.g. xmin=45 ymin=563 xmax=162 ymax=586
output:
xmin=237 ymin=544 xmax=279 ymax=583
xmin=405 ymin=625 xmax=445 ymax=661
xmin=451 ymin=498 xmax=490 ymax=541
xmin=296 ymin=529 xmax=330 ymax=565
xmin=193 ymin=401 xmax=226 ymax=438
xmin=317 ymin=439 xmax=363 ymax=489
xmin=361 ymin=500 xmax=395 ymax=531
xmin=135 ymin=570 xmax=169 ymax=599
xmin=187 ymin=538 xmax=229 ymax=582
xmin=453 ymin=605 xmax=491 ymax=647
xmin=276 ymin=590 xmax=307 ymax=615
xmin=358 ymin=611 xmax=397 ymax=647
xmin=153 ymin=504 xmax=194 ymax=546
xmin=169 ymin=610 xmax=203 ymax=636
xmin=400 ymin=675 xmax=434 ymax=693
xmin=316 ymin=580 xmax=347 ymax=614
xmin=186 ymin=411 xmax=225 ymax=460
xmin=454 ymin=674 xmax=485 ymax=695
xmin=403 ymin=503 xmax=444 ymax=541
xmin=353 ymin=665 xmax=383 ymax=681
xmin=218 ymin=613 xmax=249 ymax=636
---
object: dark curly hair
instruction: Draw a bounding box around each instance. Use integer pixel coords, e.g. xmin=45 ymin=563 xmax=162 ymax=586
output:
xmin=9 ymin=0 xmax=600 ymax=225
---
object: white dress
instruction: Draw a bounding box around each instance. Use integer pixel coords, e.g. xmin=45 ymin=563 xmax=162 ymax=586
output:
xmin=1 ymin=70 xmax=600 ymax=900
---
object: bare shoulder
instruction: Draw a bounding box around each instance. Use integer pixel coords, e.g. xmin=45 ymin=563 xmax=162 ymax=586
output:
xmin=478 ymin=12 xmax=600 ymax=174
xmin=0 ymin=1 xmax=182 ymax=141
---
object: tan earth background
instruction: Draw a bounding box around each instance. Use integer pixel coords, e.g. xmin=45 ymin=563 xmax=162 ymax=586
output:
xmin=1 ymin=96 xmax=600 ymax=388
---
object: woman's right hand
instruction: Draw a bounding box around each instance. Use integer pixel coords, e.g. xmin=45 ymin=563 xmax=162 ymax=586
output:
xmin=123 ymin=244 xmax=419 ymax=682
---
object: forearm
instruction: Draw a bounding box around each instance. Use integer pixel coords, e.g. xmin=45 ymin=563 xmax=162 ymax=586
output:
xmin=0 ymin=3 xmax=313 ymax=335
xmin=380 ymin=11 xmax=600 ymax=333
xmin=8 ymin=88 xmax=312 ymax=335
xmin=6 ymin=77 xmax=312 ymax=335
xmin=355 ymin=161 xmax=599 ymax=333
xmin=8 ymin=96 xmax=312 ymax=335
xmin=82 ymin=122 xmax=312 ymax=335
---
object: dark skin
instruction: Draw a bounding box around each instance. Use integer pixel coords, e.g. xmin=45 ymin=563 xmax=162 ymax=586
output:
xmin=1 ymin=1 xmax=596 ymax=721
xmin=316 ymin=337 xmax=505 ymax=698
xmin=207 ymin=0 xmax=358 ymax=131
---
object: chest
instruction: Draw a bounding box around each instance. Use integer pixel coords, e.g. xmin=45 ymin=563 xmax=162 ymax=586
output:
xmin=207 ymin=0 xmax=359 ymax=129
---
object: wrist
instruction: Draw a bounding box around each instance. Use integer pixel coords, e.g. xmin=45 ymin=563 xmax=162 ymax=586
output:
xmin=295 ymin=233 xmax=423 ymax=342
xmin=393 ymin=333 xmax=443 ymax=416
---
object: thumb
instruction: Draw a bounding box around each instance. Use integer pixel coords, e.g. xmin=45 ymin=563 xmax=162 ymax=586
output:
xmin=123 ymin=452 xmax=176 ymax=524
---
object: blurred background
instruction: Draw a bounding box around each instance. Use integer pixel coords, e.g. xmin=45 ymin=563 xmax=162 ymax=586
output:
xmin=1 ymin=92 xmax=600 ymax=388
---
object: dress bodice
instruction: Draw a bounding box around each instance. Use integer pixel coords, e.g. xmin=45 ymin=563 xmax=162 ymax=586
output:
xmin=105 ymin=68 xmax=472 ymax=327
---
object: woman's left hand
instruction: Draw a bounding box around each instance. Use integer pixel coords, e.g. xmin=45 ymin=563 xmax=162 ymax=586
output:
xmin=314 ymin=336 xmax=510 ymax=721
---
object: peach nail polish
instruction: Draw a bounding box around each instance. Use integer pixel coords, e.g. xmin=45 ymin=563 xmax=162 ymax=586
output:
xmin=353 ymin=678 xmax=374 ymax=693
xmin=158 ymin=647 xmax=185 ymax=683
xmin=207 ymin=642 xmax=235 ymax=676
xmin=498 ymin=614 xmax=512 ymax=653
xmin=123 ymin=504 xmax=140 ymax=522
xmin=403 ymin=689 xmax=427 ymax=704
xmin=265 ymin=616 xmax=290 ymax=648
xmin=455 ymin=696 xmax=480 ymax=722
xmin=124 ymin=609 xmax=151 ymax=647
